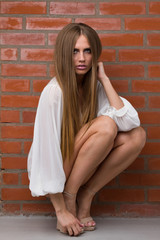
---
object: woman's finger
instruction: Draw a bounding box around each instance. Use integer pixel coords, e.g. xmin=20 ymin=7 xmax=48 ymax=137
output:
xmin=72 ymin=224 xmax=82 ymax=236
xmin=67 ymin=226 xmax=74 ymax=236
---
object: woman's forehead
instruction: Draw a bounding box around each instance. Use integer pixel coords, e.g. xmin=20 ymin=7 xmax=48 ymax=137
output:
xmin=74 ymin=35 xmax=90 ymax=48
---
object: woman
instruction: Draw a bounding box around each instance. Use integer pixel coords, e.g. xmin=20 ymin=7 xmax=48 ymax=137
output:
xmin=28 ymin=23 xmax=146 ymax=236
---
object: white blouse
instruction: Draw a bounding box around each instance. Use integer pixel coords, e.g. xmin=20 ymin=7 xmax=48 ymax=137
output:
xmin=27 ymin=77 xmax=140 ymax=197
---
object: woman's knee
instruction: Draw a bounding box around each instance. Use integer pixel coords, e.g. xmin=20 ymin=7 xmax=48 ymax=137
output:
xmin=94 ymin=116 xmax=117 ymax=141
xmin=79 ymin=116 xmax=117 ymax=154
xmin=131 ymin=127 xmax=146 ymax=150
xmin=120 ymin=127 xmax=146 ymax=153
xmin=79 ymin=116 xmax=117 ymax=156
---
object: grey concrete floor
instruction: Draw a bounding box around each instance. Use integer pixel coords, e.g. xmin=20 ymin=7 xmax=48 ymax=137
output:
xmin=0 ymin=216 xmax=160 ymax=240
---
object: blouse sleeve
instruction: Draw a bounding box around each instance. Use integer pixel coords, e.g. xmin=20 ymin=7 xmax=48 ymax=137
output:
xmin=97 ymin=82 xmax=140 ymax=132
xmin=27 ymin=79 xmax=66 ymax=197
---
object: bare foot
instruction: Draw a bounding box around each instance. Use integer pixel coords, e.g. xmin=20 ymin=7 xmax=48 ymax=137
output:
xmin=77 ymin=187 xmax=96 ymax=228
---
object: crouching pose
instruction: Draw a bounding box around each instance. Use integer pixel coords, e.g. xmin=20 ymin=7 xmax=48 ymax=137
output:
xmin=27 ymin=23 xmax=146 ymax=236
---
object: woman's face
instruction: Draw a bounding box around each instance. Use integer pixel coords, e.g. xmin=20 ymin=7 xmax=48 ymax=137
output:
xmin=73 ymin=34 xmax=92 ymax=79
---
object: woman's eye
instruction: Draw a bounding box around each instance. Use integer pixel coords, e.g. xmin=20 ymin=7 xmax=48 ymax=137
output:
xmin=85 ymin=48 xmax=91 ymax=53
xmin=73 ymin=49 xmax=78 ymax=54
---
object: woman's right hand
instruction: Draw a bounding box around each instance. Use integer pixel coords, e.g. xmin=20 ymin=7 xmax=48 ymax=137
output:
xmin=97 ymin=62 xmax=110 ymax=85
xmin=49 ymin=193 xmax=83 ymax=236
xmin=56 ymin=209 xmax=84 ymax=236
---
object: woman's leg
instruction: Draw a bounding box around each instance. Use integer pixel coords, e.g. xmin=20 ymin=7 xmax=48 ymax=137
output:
xmin=77 ymin=126 xmax=146 ymax=221
xmin=63 ymin=115 xmax=117 ymax=215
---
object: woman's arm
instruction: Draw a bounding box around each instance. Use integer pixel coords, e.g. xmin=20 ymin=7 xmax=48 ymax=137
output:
xmin=97 ymin=62 xmax=140 ymax=132
xmin=28 ymin=80 xmax=66 ymax=197
xmin=97 ymin=62 xmax=124 ymax=110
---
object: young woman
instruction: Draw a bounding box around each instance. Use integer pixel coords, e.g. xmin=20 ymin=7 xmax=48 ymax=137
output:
xmin=27 ymin=23 xmax=146 ymax=236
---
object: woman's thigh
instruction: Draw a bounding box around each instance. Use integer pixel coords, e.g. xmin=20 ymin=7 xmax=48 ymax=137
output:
xmin=81 ymin=127 xmax=146 ymax=185
xmin=63 ymin=116 xmax=117 ymax=178
xmin=113 ymin=126 xmax=146 ymax=150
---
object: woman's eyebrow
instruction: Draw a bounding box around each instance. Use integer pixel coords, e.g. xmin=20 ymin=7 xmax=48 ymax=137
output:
xmin=73 ymin=47 xmax=91 ymax=51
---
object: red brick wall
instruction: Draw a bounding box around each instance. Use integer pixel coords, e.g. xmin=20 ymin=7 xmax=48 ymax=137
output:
xmin=1 ymin=1 xmax=160 ymax=217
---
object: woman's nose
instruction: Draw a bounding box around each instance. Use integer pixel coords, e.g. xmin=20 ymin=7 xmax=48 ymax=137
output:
xmin=79 ymin=52 xmax=85 ymax=61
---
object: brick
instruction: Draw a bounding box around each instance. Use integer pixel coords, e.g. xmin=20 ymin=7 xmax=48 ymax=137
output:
xmin=1 ymin=79 xmax=30 ymax=92
xmin=1 ymin=95 xmax=39 ymax=108
xmin=1 ymin=188 xmax=35 ymax=201
xmin=2 ymin=204 xmax=20 ymax=214
xmin=24 ymin=142 xmax=32 ymax=154
xmin=132 ymin=80 xmax=160 ymax=93
xmin=148 ymin=189 xmax=160 ymax=202
xmin=125 ymin=18 xmax=160 ymax=30
xmin=21 ymin=172 xmax=29 ymax=185
xmin=99 ymin=189 xmax=145 ymax=202
xmin=33 ymin=80 xmax=49 ymax=93
xmin=2 ymin=126 xmax=33 ymax=139
xmin=23 ymin=111 xmax=36 ymax=123
xmin=2 ymin=157 xmax=27 ymax=170
xmin=139 ymin=112 xmax=160 ymax=124
xmin=0 ymin=1 xmax=159 ymax=218
xmin=1 ymin=48 xmax=18 ymax=60
xmin=149 ymin=96 xmax=160 ymax=108
xmin=1 ymin=64 xmax=47 ymax=77
xmin=0 ymin=17 xmax=22 ymax=30
xmin=126 ymin=157 xmax=144 ymax=171
xmin=2 ymin=173 xmax=19 ymax=185
xmin=105 ymin=65 xmax=144 ymax=78
xmin=119 ymin=173 xmax=160 ymax=186
xmin=100 ymin=2 xmax=145 ymax=15
xmin=141 ymin=142 xmax=160 ymax=155
xmin=48 ymin=33 xmax=58 ymax=46
xmin=147 ymin=33 xmax=160 ymax=46
xmin=100 ymin=49 xmax=116 ymax=62
xmin=108 ymin=179 xmax=117 ymax=187
xmin=49 ymin=64 xmax=55 ymax=77
xmin=148 ymin=65 xmax=160 ymax=77
xmin=0 ymin=141 xmax=21 ymax=154
xmin=111 ymin=80 xmax=128 ymax=93
xmin=119 ymin=49 xmax=160 ymax=62
xmin=23 ymin=203 xmax=53 ymax=213
xmin=1 ymin=110 xmax=20 ymax=123
xmin=100 ymin=33 xmax=143 ymax=46
xmin=125 ymin=96 xmax=145 ymax=108
xmin=149 ymin=2 xmax=160 ymax=14
xmin=1 ymin=33 xmax=45 ymax=45
xmin=119 ymin=204 xmax=160 ymax=217
xmin=1 ymin=1 xmax=46 ymax=14
xmin=148 ymin=158 xmax=160 ymax=171
xmin=21 ymin=49 xmax=54 ymax=61
xmin=75 ymin=18 xmax=121 ymax=30
xmin=148 ymin=126 xmax=160 ymax=139
xmin=50 ymin=2 xmax=95 ymax=15
xmin=26 ymin=18 xmax=72 ymax=30
xmin=91 ymin=204 xmax=116 ymax=217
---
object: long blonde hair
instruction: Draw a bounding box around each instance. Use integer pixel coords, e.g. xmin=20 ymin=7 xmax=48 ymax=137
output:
xmin=54 ymin=23 xmax=102 ymax=161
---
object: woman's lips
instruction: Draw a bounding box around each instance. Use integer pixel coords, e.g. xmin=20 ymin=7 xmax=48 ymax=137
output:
xmin=76 ymin=65 xmax=87 ymax=70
